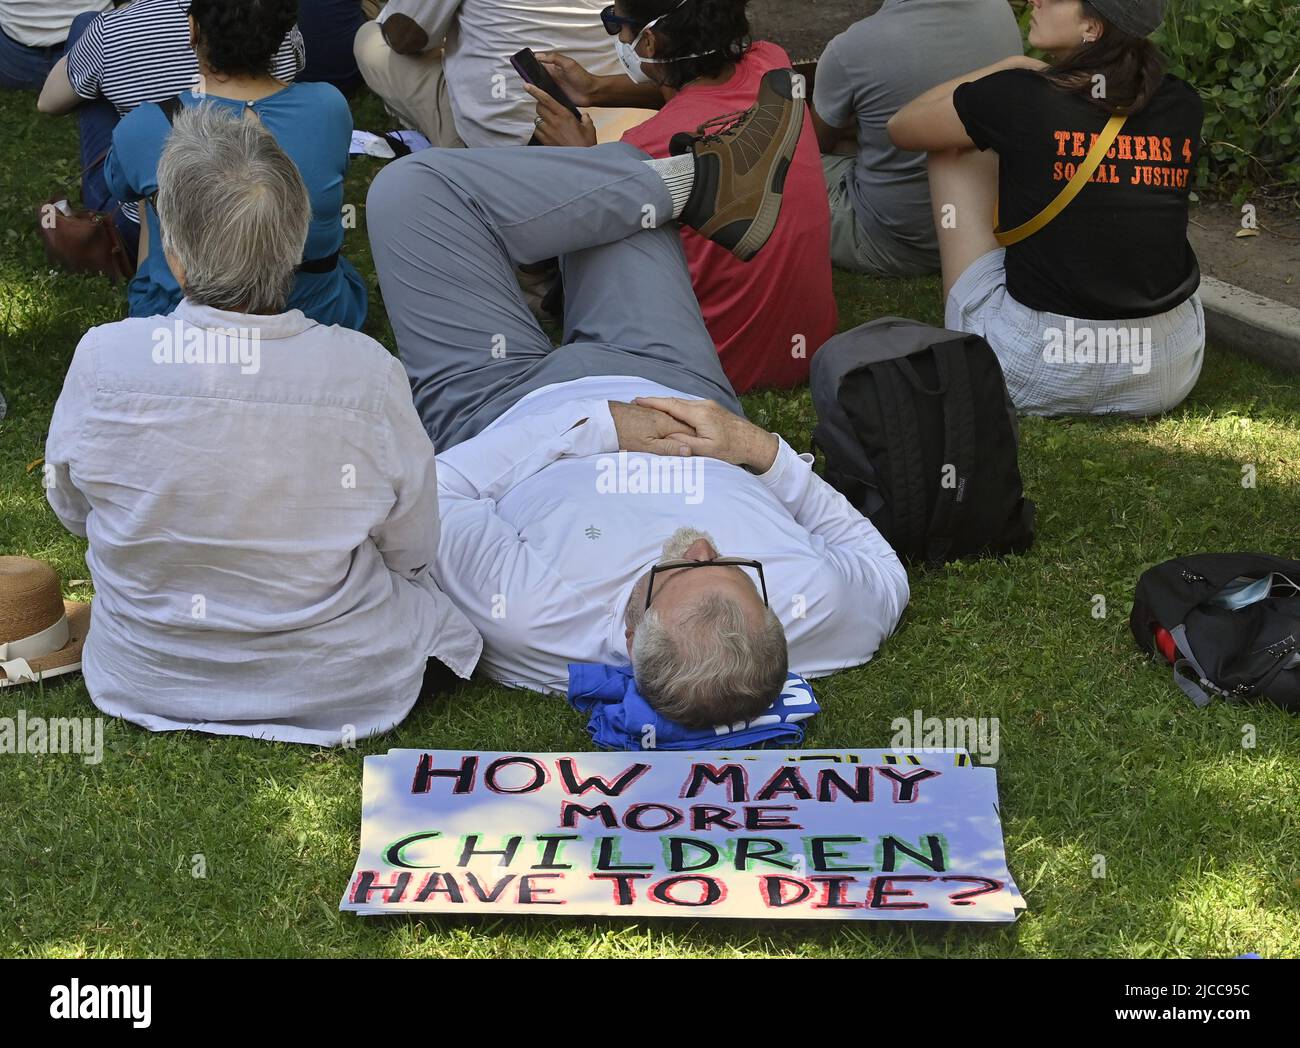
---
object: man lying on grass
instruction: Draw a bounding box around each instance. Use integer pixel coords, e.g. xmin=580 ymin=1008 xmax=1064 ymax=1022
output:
xmin=43 ymin=104 xmax=481 ymax=746
xmin=369 ymin=68 xmax=909 ymax=727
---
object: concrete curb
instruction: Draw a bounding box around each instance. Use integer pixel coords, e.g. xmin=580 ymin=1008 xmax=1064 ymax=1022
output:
xmin=1200 ymin=276 xmax=1300 ymax=374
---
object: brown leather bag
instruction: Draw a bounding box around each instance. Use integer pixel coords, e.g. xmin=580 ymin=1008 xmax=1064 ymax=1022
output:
xmin=36 ymin=194 xmax=135 ymax=284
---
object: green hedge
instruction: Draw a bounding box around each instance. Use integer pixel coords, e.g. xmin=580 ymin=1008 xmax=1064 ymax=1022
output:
xmin=1158 ymin=0 xmax=1300 ymax=193
xmin=1011 ymin=0 xmax=1299 ymax=194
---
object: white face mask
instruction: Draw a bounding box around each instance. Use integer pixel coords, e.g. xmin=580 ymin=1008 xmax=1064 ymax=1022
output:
xmin=613 ymin=2 xmax=718 ymax=85
xmin=615 ymin=36 xmax=656 ymax=84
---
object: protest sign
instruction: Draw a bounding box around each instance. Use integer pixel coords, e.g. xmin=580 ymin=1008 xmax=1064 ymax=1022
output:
xmin=341 ymin=749 xmax=1023 ymax=921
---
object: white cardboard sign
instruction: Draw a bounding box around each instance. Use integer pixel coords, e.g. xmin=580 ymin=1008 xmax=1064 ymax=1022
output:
xmin=341 ymin=749 xmax=1023 ymax=921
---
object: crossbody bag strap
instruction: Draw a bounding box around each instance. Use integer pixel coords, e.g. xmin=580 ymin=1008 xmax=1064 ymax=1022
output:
xmin=149 ymin=95 xmax=186 ymax=212
xmin=158 ymin=94 xmax=184 ymax=125
xmin=994 ymin=112 xmax=1127 ymax=248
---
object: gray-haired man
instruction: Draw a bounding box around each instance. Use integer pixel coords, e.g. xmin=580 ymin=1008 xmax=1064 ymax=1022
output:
xmin=370 ymin=70 xmax=909 ymax=726
xmin=45 ymin=105 xmax=481 ymax=745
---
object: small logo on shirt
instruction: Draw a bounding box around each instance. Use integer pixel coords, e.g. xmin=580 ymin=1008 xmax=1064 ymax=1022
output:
xmin=595 ymin=451 xmax=705 ymax=506
xmin=151 ymin=319 xmax=261 ymax=375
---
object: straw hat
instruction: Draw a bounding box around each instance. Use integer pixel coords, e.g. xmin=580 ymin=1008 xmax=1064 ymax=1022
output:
xmin=0 ymin=556 xmax=90 ymax=688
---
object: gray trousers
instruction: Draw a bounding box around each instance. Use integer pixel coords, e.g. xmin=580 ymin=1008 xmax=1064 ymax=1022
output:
xmin=367 ymin=142 xmax=743 ymax=450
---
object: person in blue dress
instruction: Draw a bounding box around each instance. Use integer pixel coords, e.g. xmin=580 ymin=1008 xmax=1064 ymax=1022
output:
xmin=104 ymin=0 xmax=366 ymax=329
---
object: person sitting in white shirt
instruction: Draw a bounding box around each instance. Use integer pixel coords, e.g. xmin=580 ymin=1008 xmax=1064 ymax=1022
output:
xmin=0 ymin=0 xmax=108 ymax=91
xmin=43 ymin=103 xmax=482 ymax=746
xmin=353 ymin=0 xmax=655 ymax=148
xmin=368 ymin=69 xmax=909 ymax=727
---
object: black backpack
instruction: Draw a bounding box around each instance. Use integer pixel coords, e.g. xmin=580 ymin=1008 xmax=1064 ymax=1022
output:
xmin=1130 ymin=553 xmax=1300 ymax=712
xmin=810 ymin=317 xmax=1035 ymax=565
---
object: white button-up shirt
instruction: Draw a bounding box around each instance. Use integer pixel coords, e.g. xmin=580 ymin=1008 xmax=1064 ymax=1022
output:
xmin=45 ymin=300 xmax=482 ymax=745
xmin=434 ymin=376 xmax=909 ymax=694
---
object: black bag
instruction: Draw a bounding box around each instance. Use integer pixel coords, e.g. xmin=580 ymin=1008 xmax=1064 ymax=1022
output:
xmin=1130 ymin=553 xmax=1300 ymax=712
xmin=810 ymin=317 xmax=1035 ymax=564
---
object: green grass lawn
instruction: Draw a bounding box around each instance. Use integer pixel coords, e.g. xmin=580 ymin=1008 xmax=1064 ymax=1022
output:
xmin=1 ymin=88 xmax=1298 ymax=959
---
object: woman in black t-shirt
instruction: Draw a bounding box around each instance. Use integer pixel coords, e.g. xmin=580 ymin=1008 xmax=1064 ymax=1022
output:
xmin=888 ymin=0 xmax=1205 ymax=418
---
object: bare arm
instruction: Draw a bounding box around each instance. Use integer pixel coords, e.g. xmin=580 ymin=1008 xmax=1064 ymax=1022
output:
xmin=535 ymin=52 xmax=665 ymax=110
xmin=810 ymin=101 xmax=853 ymax=155
xmin=37 ymin=57 xmax=83 ymax=116
xmin=888 ymin=56 xmax=1045 ymax=152
xmin=588 ymin=73 xmax=666 ymax=110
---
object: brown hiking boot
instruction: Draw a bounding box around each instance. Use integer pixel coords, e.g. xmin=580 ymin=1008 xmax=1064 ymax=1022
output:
xmin=670 ymin=68 xmax=804 ymax=263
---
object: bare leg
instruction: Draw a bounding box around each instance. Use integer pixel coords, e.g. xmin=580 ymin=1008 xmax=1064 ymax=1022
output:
xmin=927 ymin=148 xmax=1000 ymax=300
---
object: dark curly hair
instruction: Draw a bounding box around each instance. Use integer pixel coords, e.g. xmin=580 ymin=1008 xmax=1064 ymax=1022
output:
xmin=621 ymin=0 xmax=751 ymax=90
xmin=188 ymin=0 xmax=298 ymax=79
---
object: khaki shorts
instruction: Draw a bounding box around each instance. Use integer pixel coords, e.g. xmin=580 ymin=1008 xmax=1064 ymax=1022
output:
xmin=821 ymin=154 xmax=936 ymax=278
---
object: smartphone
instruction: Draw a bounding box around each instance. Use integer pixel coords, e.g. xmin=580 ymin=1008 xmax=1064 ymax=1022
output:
xmin=511 ymin=47 xmax=582 ymax=121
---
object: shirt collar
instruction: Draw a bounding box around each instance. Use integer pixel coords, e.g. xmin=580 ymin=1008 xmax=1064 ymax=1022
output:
xmin=172 ymin=298 xmax=318 ymax=341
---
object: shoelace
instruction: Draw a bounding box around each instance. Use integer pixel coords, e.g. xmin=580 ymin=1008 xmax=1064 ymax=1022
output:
xmin=690 ymin=108 xmax=749 ymax=144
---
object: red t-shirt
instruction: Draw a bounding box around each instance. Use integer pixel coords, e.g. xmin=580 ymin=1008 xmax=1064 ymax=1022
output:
xmin=622 ymin=41 xmax=837 ymax=393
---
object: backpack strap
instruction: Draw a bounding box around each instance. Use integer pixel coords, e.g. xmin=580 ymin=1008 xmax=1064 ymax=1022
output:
xmin=919 ymin=341 xmax=978 ymax=565
xmin=158 ymin=94 xmax=184 ymax=126
xmin=1170 ymin=611 xmax=1298 ymax=708
xmin=1169 ymin=624 xmax=1228 ymax=708
xmin=149 ymin=96 xmax=186 ymax=213
xmin=995 ymin=112 xmax=1127 ymax=247
xmin=874 ymin=363 xmax=929 ymax=557
xmin=1172 ymin=660 xmax=1215 ymax=708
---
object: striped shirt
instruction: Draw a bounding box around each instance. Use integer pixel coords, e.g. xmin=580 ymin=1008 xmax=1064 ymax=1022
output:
xmin=66 ymin=0 xmax=303 ymax=115
xmin=65 ymin=0 xmax=304 ymax=224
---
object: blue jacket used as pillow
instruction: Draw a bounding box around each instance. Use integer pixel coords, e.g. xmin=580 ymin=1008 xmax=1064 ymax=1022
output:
xmin=567 ymin=663 xmax=819 ymax=751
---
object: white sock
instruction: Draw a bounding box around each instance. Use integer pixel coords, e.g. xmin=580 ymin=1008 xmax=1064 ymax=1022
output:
xmin=644 ymin=153 xmax=695 ymax=219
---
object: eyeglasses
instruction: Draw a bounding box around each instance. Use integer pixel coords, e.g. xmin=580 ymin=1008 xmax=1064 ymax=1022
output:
xmin=645 ymin=557 xmax=769 ymax=610
xmin=600 ymin=5 xmax=647 ymax=35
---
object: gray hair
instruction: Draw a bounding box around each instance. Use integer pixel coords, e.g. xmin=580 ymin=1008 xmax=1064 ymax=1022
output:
xmin=632 ymin=592 xmax=788 ymax=727
xmin=155 ymin=102 xmax=309 ymax=314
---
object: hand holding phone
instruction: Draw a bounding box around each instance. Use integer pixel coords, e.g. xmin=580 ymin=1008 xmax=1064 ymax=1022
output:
xmin=511 ymin=47 xmax=582 ymax=121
